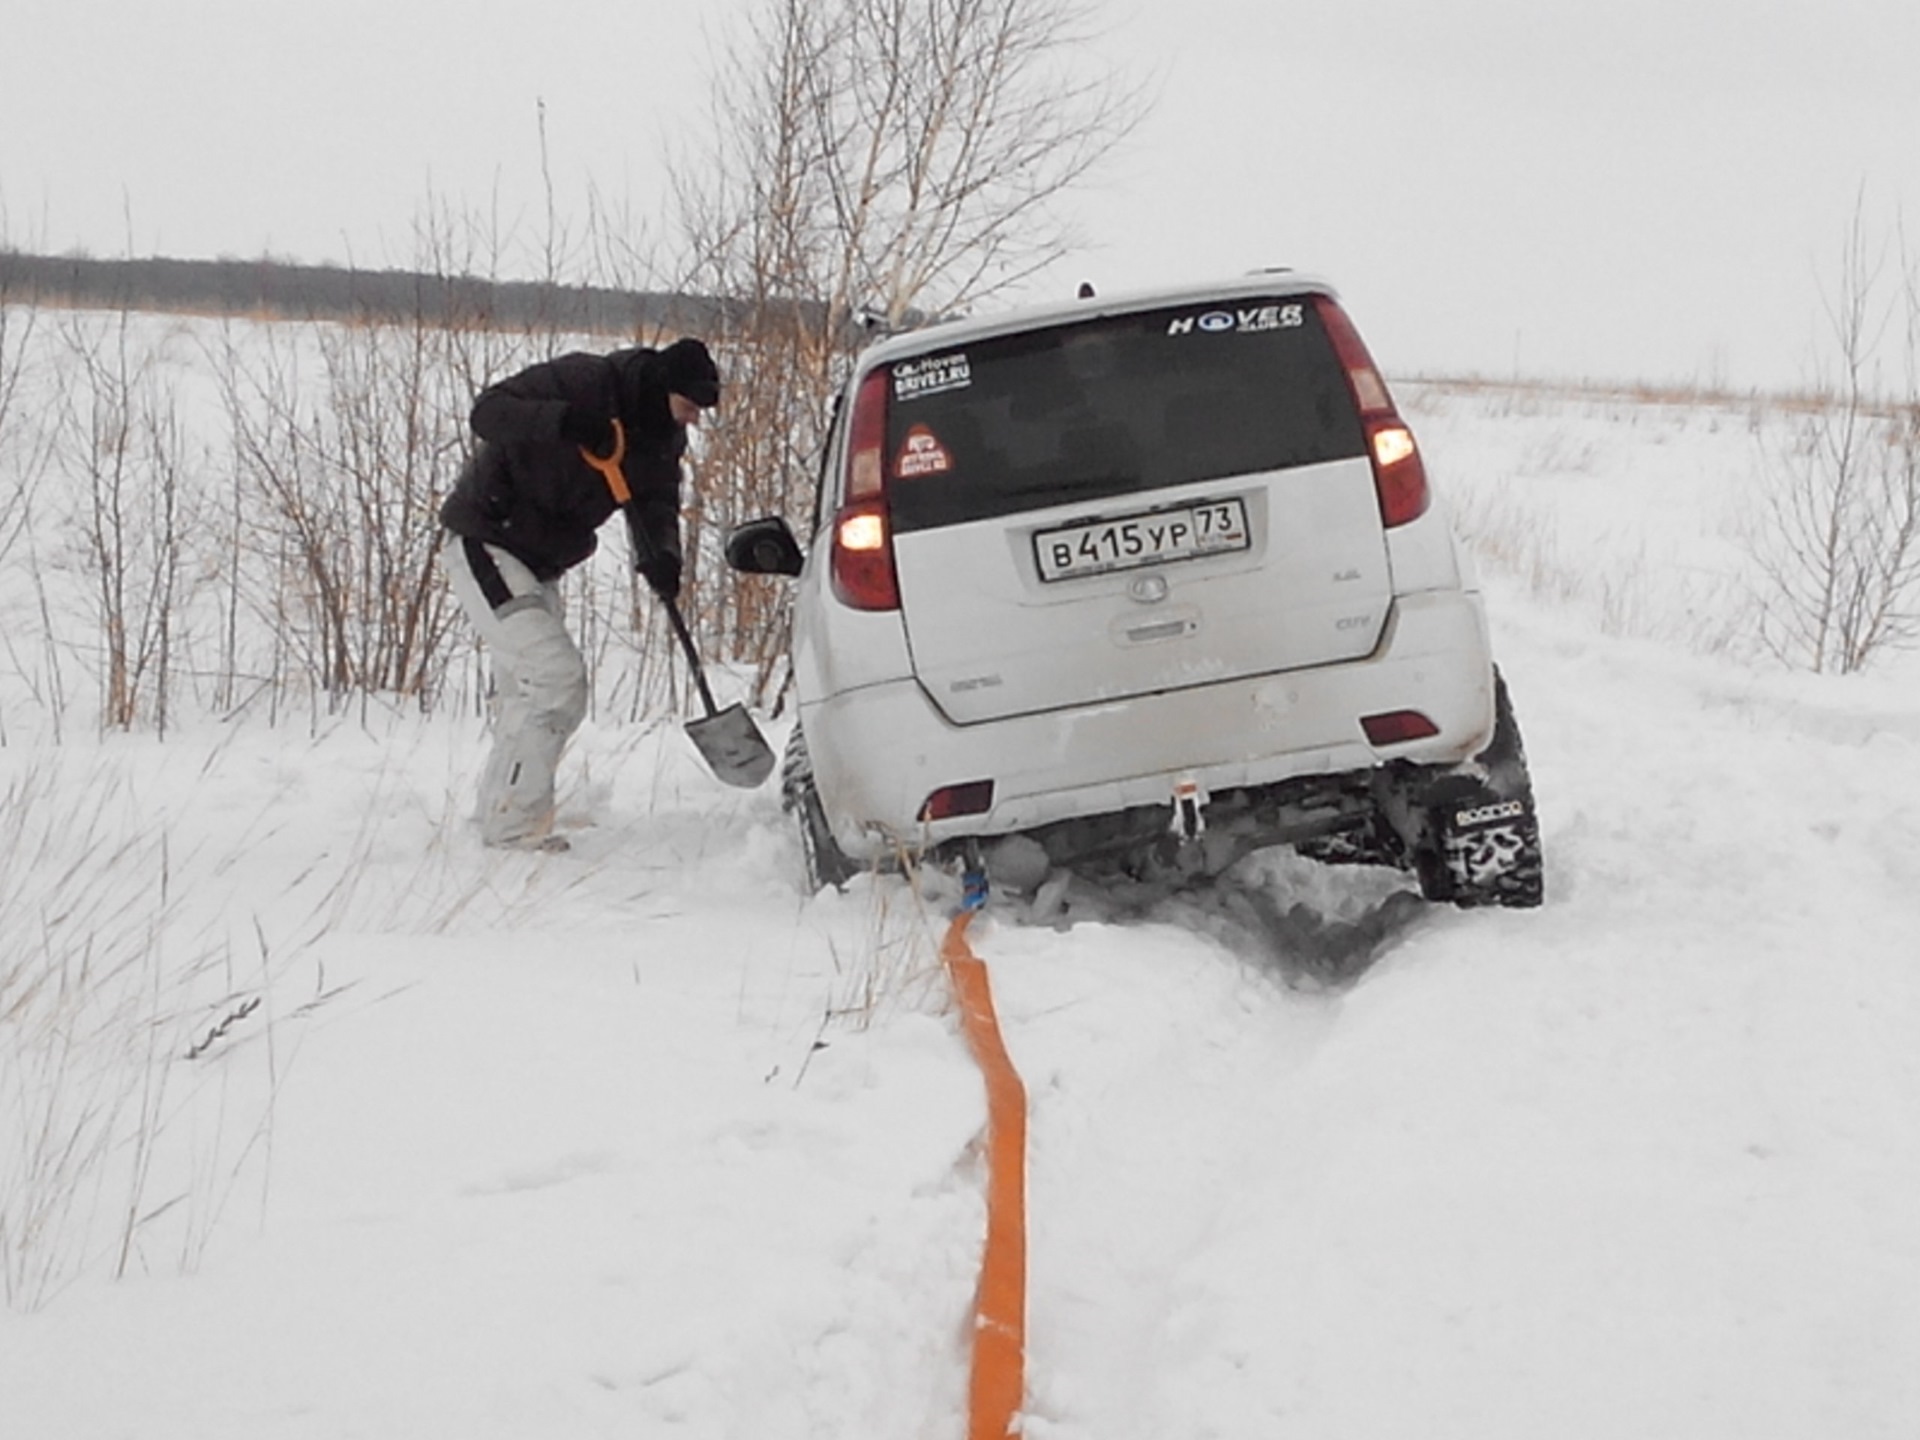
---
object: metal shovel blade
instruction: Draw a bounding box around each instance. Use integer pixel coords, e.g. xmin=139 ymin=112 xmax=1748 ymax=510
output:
xmin=685 ymin=703 xmax=775 ymax=788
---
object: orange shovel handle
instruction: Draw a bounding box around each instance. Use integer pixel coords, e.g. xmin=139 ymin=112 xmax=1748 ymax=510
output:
xmin=580 ymin=418 xmax=629 ymax=503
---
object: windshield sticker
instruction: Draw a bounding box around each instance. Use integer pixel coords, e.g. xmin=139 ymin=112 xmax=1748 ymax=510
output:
xmin=892 ymin=352 xmax=972 ymax=400
xmin=1166 ymin=303 xmax=1304 ymax=337
xmin=894 ymin=425 xmax=954 ymax=478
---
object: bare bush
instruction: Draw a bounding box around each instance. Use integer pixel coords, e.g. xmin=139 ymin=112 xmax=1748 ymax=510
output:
xmin=212 ymin=284 xmax=560 ymax=716
xmin=0 ymin=250 xmax=70 ymax=740
xmin=309 ymin=313 xmax=469 ymax=700
xmin=1751 ymin=208 xmax=1920 ymax=673
xmin=216 ymin=319 xmax=425 ymax=707
xmin=54 ymin=310 xmax=193 ymax=731
xmin=0 ymin=271 xmax=48 ymax=570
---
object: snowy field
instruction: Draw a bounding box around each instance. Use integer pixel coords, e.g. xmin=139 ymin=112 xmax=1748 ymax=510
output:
xmin=4 ymin=374 xmax=1920 ymax=1438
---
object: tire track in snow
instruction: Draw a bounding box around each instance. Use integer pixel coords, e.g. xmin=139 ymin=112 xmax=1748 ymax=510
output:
xmin=973 ymin=902 xmax=1390 ymax=1438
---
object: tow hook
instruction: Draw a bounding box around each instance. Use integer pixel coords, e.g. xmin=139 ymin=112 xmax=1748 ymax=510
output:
xmin=1170 ymin=775 xmax=1208 ymax=843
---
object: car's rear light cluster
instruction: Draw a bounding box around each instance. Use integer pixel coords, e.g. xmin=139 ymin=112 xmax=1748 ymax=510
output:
xmin=1361 ymin=709 xmax=1440 ymax=746
xmin=919 ymin=779 xmax=995 ymax=822
xmin=1313 ymin=296 xmax=1432 ymax=529
xmin=831 ymin=367 xmax=903 ymax=610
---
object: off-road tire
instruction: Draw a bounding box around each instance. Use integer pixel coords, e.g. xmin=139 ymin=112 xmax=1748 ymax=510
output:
xmin=781 ymin=726 xmax=859 ymax=893
xmin=1413 ymin=669 xmax=1544 ymax=909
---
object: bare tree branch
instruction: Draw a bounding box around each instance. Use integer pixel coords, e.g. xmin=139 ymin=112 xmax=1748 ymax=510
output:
xmin=1751 ymin=195 xmax=1920 ymax=673
xmin=663 ymin=0 xmax=1146 ymax=701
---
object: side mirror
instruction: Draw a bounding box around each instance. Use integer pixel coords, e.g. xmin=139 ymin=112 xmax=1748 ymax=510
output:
xmin=724 ymin=516 xmax=805 ymax=577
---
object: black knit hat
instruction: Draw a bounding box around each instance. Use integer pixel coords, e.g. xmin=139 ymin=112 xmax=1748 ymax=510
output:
xmin=660 ymin=337 xmax=720 ymax=408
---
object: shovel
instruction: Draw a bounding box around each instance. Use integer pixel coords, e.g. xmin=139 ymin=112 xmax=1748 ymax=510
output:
xmin=583 ymin=421 xmax=775 ymax=788
xmin=656 ymin=591 xmax=775 ymax=787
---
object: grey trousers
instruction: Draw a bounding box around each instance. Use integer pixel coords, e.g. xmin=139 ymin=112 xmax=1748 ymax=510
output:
xmin=444 ymin=536 xmax=589 ymax=846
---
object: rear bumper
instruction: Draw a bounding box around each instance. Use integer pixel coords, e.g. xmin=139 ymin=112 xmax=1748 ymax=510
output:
xmin=802 ymin=588 xmax=1494 ymax=860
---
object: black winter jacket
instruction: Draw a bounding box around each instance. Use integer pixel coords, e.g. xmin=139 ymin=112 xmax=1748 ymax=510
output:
xmin=440 ymin=348 xmax=688 ymax=580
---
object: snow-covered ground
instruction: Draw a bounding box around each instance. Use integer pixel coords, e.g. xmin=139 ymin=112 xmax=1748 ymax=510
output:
xmin=5 ymin=378 xmax=1920 ymax=1438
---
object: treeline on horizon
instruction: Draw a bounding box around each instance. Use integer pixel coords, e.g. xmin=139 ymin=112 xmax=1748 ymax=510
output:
xmin=0 ymin=249 xmax=736 ymax=335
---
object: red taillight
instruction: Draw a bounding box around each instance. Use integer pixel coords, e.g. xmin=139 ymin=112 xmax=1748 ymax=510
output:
xmin=1361 ymin=709 xmax=1440 ymax=746
xmin=830 ymin=498 xmax=899 ymax=610
xmin=831 ymin=368 xmax=901 ymax=610
xmin=1314 ymin=296 xmax=1432 ymax=528
xmin=919 ymin=780 xmax=996 ymax=822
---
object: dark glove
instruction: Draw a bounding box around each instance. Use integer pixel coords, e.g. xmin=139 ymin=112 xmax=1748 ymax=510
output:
xmin=558 ymin=405 xmax=615 ymax=455
xmin=637 ymin=552 xmax=682 ymax=603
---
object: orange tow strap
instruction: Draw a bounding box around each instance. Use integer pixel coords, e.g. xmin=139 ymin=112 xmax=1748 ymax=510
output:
xmin=940 ymin=906 xmax=1028 ymax=1440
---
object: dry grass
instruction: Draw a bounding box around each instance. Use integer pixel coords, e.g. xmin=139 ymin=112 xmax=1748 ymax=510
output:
xmin=0 ymin=728 xmax=516 ymax=1311
xmin=0 ymin=755 xmax=244 ymax=1308
xmin=818 ymin=851 xmax=959 ymax=1034
xmin=1408 ymin=371 xmax=1904 ymax=421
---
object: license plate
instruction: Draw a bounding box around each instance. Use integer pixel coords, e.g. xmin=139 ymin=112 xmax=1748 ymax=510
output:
xmin=1033 ymin=497 xmax=1250 ymax=582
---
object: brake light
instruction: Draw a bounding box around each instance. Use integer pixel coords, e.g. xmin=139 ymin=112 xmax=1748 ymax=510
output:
xmin=919 ymin=779 xmax=996 ymax=822
xmin=1313 ymin=296 xmax=1431 ymax=528
xmin=831 ymin=367 xmax=901 ymax=610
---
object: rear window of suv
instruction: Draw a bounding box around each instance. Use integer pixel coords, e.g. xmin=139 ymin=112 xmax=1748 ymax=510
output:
xmin=883 ymin=297 xmax=1367 ymax=534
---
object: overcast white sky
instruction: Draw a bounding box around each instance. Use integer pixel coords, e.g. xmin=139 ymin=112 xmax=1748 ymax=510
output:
xmin=4 ymin=0 xmax=1916 ymax=390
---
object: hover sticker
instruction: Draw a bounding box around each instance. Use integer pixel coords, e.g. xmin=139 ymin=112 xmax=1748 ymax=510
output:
xmin=892 ymin=352 xmax=972 ymax=400
xmin=1165 ymin=303 xmax=1305 ymax=336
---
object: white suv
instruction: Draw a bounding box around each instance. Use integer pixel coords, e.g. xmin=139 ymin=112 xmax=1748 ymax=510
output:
xmin=727 ymin=272 xmax=1543 ymax=907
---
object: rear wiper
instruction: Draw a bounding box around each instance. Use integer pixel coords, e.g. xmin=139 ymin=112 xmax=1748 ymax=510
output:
xmin=999 ymin=472 xmax=1138 ymax=502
